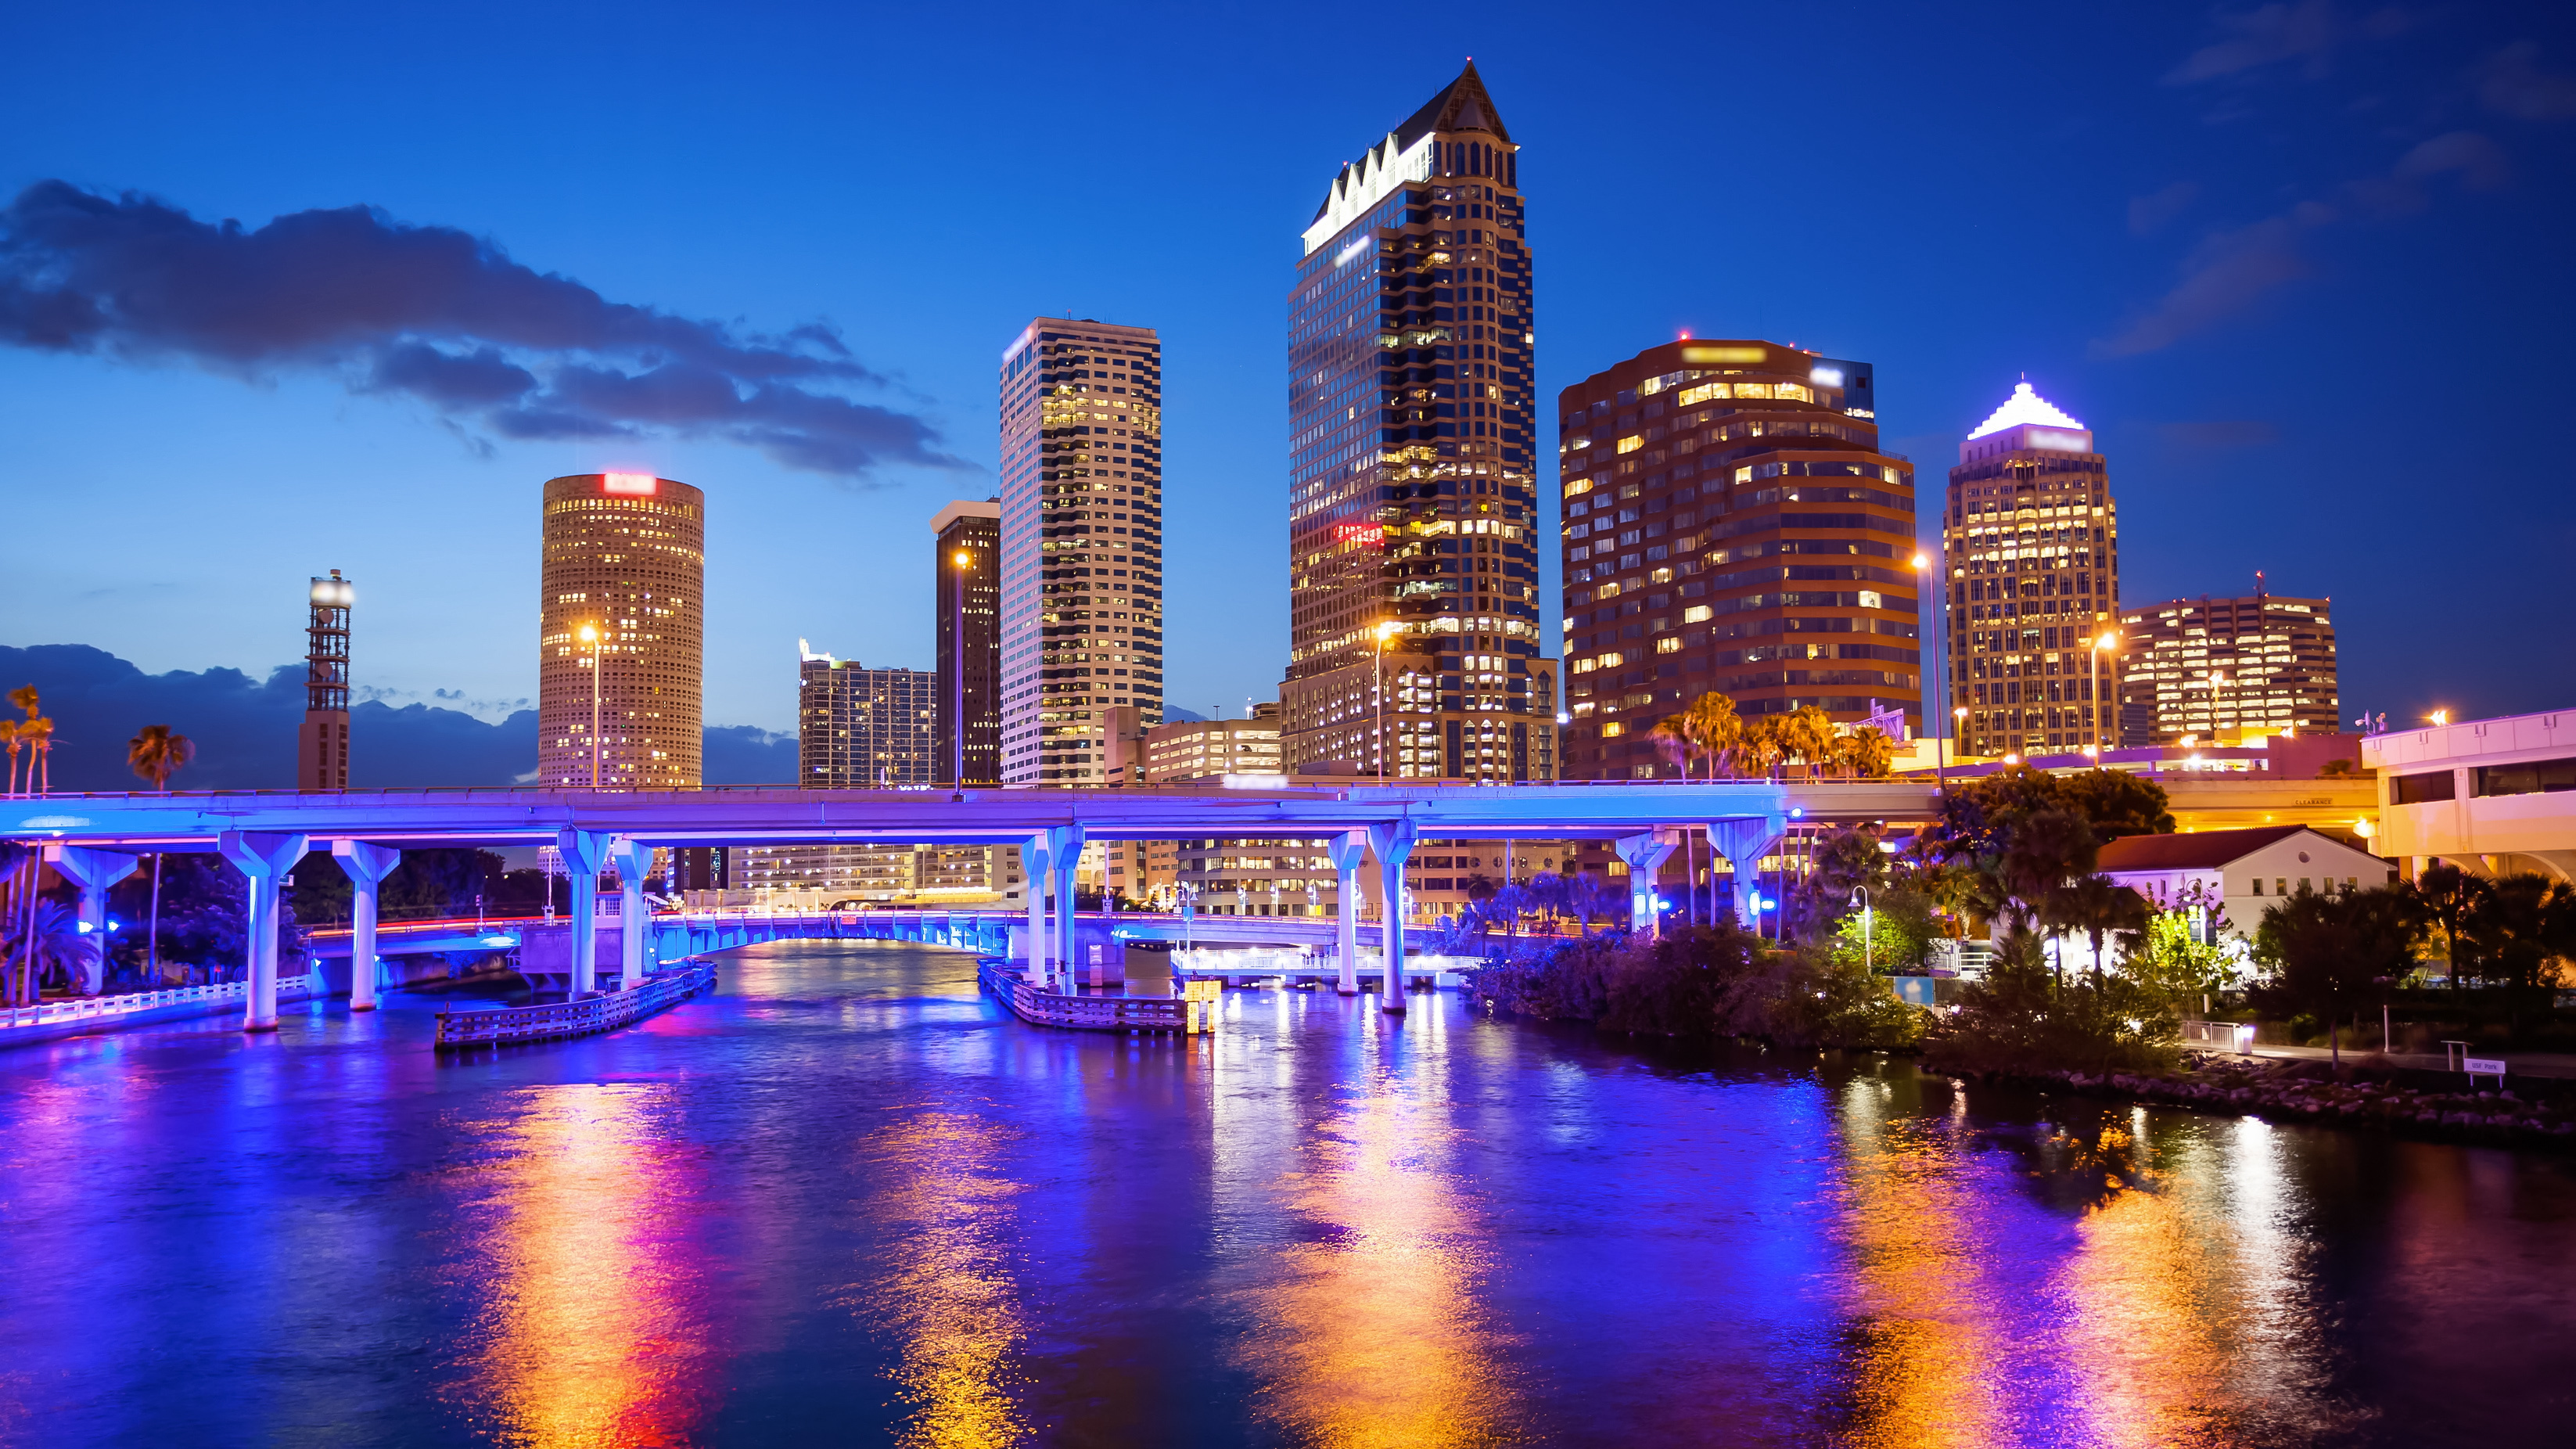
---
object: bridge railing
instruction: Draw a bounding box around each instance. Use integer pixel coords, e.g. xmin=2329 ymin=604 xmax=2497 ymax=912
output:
xmin=2 ymin=973 xmax=318 ymax=1033
xmin=434 ymin=963 xmax=718 ymax=1051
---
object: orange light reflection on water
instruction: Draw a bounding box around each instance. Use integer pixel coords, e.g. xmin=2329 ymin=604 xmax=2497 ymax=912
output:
xmin=850 ymin=1108 xmax=1033 ymax=1449
xmin=1237 ymin=1070 xmax=1514 ymax=1448
xmin=446 ymin=1083 xmax=716 ymax=1448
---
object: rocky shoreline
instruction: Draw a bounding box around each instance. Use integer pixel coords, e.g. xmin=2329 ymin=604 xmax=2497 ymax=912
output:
xmin=1959 ymin=1054 xmax=2576 ymax=1151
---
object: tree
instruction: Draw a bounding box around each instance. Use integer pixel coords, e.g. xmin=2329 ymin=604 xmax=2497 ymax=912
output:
xmin=1734 ymin=714 xmax=1784 ymax=779
xmin=2121 ymin=884 xmax=2241 ymax=1012
xmin=1842 ymin=725 xmax=1898 ymax=779
xmin=1773 ymin=705 xmax=1835 ymax=779
xmin=126 ymin=724 xmax=196 ymax=984
xmin=0 ymin=719 xmax=18 ymax=796
xmin=2000 ymin=808 xmax=2099 ymax=980
xmin=1686 ymin=693 xmax=1743 ymax=778
xmin=2048 ymin=875 xmax=2150 ymax=986
xmin=3 ymin=900 xmax=101 ymax=1000
xmin=1648 ymin=712 xmax=1700 ymax=778
xmin=2056 ymin=768 xmax=2177 ymax=840
xmin=2462 ymin=873 xmax=2576 ymax=1030
xmin=2408 ymin=862 xmax=2488 ymax=995
xmin=2251 ymin=885 xmax=2416 ymax=1064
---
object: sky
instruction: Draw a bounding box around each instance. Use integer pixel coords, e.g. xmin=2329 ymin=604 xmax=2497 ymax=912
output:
xmin=4 ymin=0 xmax=2573 ymax=773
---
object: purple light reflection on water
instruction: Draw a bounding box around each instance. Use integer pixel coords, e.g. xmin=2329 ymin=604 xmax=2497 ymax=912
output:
xmin=0 ymin=942 xmax=2571 ymax=1446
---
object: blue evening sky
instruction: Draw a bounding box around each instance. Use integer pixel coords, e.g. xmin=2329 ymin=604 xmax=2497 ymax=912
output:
xmin=4 ymin=0 xmax=2571 ymax=738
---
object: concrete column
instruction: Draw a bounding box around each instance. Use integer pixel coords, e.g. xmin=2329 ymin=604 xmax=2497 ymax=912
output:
xmin=1048 ymin=825 xmax=1086 ymax=992
xmin=1614 ymin=832 xmax=1680 ymax=937
xmin=1366 ymin=819 xmax=1418 ymax=1013
xmin=331 ymin=840 xmax=402 ymax=1011
xmin=555 ymin=829 xmax=611 ymax=997
xmin=44 ymin=846 xmax=138 ymax=995
xmin=608 ymin=837 xmax=653 ymax=988
xmin=1328 ymin=829 xmax=1367 ymax=995
xmin=1019 ymin=835 xmax=1052 ymax=986
xmin=217 ymin=832 xmax=308 ymax=1031
xmin=1708 ymin=816 xmax=1787 ymax=932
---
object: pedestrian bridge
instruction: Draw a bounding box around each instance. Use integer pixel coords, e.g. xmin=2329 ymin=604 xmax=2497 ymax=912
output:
xmin=5 ymin=779 xmax=1924 ymax=1031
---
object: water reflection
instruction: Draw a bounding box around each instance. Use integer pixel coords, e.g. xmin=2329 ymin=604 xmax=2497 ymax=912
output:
xmin=849 ymin=1108 xmax=1033 ymax=1449
xmin=1237 ymin=1020 xmax=1516 ymax=1447
xmin=444 ymin=1083 xmax=717 ymax=1447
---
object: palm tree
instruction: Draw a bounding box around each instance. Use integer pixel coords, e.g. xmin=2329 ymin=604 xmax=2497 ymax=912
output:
xmin=2050 ymin=875 xmax=2150 ymax=986
xmin=1774 ymin=705 xmax=1835 ymax=779
xmin=1845 ymin=726 xmax=1897 ymax=779
xmin=128 ymin=725 xmax=196 ymax=983
xmin=1736 ymin=715 xmax=1785 ymax=780
xmin=6 ymin=686 xmax=40 ymax=796
xmin=2408 ymin=863 xmax=2487 ymax=995
xmin=3 ymin=900 xmax=100 ymax=1001
xmin=1649 ymin=711 xmax=1700 ymax=778
xmin=1686 ymin=692 xmax=1742 ymax=778
xmin=0 ymin=720 xmax=18 ymax=796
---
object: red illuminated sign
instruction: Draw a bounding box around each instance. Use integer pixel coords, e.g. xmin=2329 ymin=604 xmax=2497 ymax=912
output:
xmin=602 ymin=472 xmax=658 ymax=496
xmin=1332 ymin=522 xmax=1384 ymax=549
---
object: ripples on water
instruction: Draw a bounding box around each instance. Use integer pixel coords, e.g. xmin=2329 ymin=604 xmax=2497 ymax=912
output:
xmin=0 ymin=942 xmax=2571 ymax=1447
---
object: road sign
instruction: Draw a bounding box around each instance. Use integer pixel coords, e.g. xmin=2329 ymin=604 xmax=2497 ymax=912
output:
xmin=2464 ymin=1056 xmax=2507 ymax=1084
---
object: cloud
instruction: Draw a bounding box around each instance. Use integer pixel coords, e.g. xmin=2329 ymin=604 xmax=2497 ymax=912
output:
xmin=2481 ymin=40 xmax=2576 ymax=120
xmin=2129 ymin=181 xmax=2203 ymax=236
xmin=2348 ymin=131 xmax=2512 ymax=214
xmin=2165 ymin=2 xmax=2409 ymax=84
xmin=2157 ymin=419 xmax=2281 ymax=448
xmin=0 ymin=643 xmax=786 ymax=789
xmin=2094 ymin=216 xmax=2313 ymax=357
xmin=0 ymin=181 xmax=973 ymax=483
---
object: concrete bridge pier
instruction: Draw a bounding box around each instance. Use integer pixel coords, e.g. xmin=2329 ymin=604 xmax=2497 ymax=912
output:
xmin=1019 ymin=835 xmax=1053 ymax=987
xmin=45 ymin=846 xmax=137 ymax=996
xmin=556 ymin=829 xmax=610 ymax=996
xmin=1615 ymin=832 xmax=1680 ymax=938
xmin=1328 ymin=830 xmax=1366 ymax=995
xmin=1709 ymin=816 xmax=1787 ymax=933
xmin=331 ymin=840 xmax=402 ymax=1010
xmin=216 ymin=831 xmax=307 ymax=1030
xmin=1049 ymin=825 xmax=1086 ymax=992
xmin=609 ymin=837 xmax=653 ymax=985
xmin=1367 ymin=819 xmax=1418 ymax=1013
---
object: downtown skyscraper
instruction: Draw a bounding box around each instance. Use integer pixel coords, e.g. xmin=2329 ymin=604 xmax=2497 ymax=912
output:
xmin=538 ymin=472 xmax=705 ymax=789
xmin=932 ymin=498 xmax=1001 ymax=783
xmin=1556 ymin=341 xmax=1917 ymax=778
xmin=1941 ymin=383 xmax=2120 ymax=757
xmin=996 ymin=319 xmax=1165 ymax=785
xmin=1277 ymin=63 xmax=1556 ymax=781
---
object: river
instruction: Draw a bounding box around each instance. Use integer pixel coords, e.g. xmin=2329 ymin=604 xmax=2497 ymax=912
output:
xmin=1 ymin=941 xmax=2571 ymax=1447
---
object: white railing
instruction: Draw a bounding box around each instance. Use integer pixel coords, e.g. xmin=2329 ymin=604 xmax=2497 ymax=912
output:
xmin=2180 ymin=1019 xmax=2257 ymax=1055
xmin=1 ymin=973 xmax=319 ymax=1032
xmin=434 ymin=962 xmax=718 ymax=1050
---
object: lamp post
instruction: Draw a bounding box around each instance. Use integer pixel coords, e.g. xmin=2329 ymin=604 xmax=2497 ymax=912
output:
xmin=1373 ymin=620 xmax=1401 ymax=782
xmin=1850 ymin=886 xmax=1873 ymax=975
xmin=577 ymin=624 xmax=602 ymax=788
xmin=950 ymin=548 xmax=973 ymax=786
xmin=2086 ymin=630 xmax=2118 ymax=754
xmin=1913 ymin=552 xmax=1948 ymax=790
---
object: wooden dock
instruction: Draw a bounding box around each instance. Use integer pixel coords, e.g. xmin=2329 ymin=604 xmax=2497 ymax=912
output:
xmin=977 ymin=960 xmax=1216 ymax=1035
xmin=434 ymin=962 xmax=718 ymax=1051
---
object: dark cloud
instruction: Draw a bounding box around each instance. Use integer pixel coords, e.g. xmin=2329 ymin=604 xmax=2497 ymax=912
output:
xmin=2157 ymin=419 xmax=2281 ymax=448
xmin=2094 ymin=215 xmax=2313 ymax=357
xmin=2128 ymin=181 xmax=2203 ymax=236
xmin=0 ymin=181 xmax=972 ymax=483
xmin=2165 ymin=2 xmax=2409 ymax=84
xmin=2481 ymin=40 xmax=2576 ymax=120
xmin=0 ymin=644 xmax=789 ymax=789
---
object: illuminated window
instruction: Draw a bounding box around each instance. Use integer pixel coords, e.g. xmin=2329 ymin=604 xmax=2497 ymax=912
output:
xmin=1654 ymin=637 xmax=1680 ymax=654
xmin=1616 ymin=436 xmax=1643 ymax=455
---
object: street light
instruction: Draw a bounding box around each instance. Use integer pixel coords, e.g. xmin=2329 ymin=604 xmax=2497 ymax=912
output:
xmin=577 ymin=624 xmax=603 ymax=787
xmin=1850 ymin=886 xmax=1873 ymax=975
xmin=2086 ymin=630 xmax=2118 ymax=756
xmin=1374 ymin=620 xmax=1402 ymax=782
xmin=950 ymin=548 xmax=974 ymax=786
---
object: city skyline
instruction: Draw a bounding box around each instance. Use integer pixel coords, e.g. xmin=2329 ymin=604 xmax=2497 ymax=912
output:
xmin=5 ymin=8 xmax=2575 ymax=747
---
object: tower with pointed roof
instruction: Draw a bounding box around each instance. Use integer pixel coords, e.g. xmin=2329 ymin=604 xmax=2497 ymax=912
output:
xmin=1941 ymin=381 xmax=2122 ymax=758
xmin=1276 ymin=63 xmax=1557 ymax=782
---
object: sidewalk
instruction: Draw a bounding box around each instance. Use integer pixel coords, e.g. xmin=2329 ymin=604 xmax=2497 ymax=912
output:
xmin=2226 ymin=1042 xmax=2576 ymax=1080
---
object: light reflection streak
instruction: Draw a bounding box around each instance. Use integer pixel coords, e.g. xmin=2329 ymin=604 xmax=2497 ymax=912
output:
xmin=849 ymin=1108 xmax=1033 ymax=1449
xmin=1235 ymin=1030 xmax=1514 ymax=1447
xmin=445 ymin=1083 xmax=716 ymax=1448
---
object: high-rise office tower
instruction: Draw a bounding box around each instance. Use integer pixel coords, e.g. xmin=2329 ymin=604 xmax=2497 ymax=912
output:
xmin=796 ymin=643 xmax=936 ymax=786
xmin=1942 ymin=383 xmax=2119 ymax=757
xmin=539 ymin=473 xmax=705 ymax=789
xmin=1277 ymin=63 xmax=1556 ymax=782
xmin=932 ymin=498 xmax=1002 ymax=783
xmin=2117 ymin=591 xmax=2337 ymax=746
xmin=996 ymin=318 xmax=1166 ymax=785
xmin=298 ymin=570 xmax=352 ymax=789
xmin=1557 ymin=340 xmax=1915 ymax=778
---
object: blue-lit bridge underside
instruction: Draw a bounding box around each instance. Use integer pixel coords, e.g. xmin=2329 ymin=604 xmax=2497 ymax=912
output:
xmin=4 ymin=782 xmax=1934 ymax=1029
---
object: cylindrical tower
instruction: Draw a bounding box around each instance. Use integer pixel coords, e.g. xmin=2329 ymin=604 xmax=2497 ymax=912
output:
xmin=539 ymin=473 xmax=706 ymax=789
xmin=298 ymin=570 xmax=353 ymax=790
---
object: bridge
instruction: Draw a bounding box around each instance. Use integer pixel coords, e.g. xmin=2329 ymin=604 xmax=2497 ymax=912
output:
xmin=6 ymin=779 xmax=1922 ymax=1032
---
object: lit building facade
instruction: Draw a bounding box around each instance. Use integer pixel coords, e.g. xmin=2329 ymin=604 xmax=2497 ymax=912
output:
xmin=2117 ymin=592 xmax=2338 ymax=746
xmin=298 ymin=570 xmax=352 ymax=789
xmin=997 ymin=318 xmax=1165 ymax=786
xmin=1143 ymin=713 xmax=1285 ymax=782
xmin=1277 ymin=63 xmax=1557 ymax=782
xmin=1557 ymin=340 xmax=1916 ymax=778
xmin=1942 ymin=383 xmax=2120 ymax=757
xmin=539 ymin=473 xmax=705 ymax=789
xmin=932 ymin=498 xmax=1002 ymax=783
xmin=797 ymin=645 xmax=936 ymax=787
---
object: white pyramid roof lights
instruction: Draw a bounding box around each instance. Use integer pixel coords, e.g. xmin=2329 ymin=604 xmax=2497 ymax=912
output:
xmin=1967 ymin=381 xmax=2082 ymax=440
